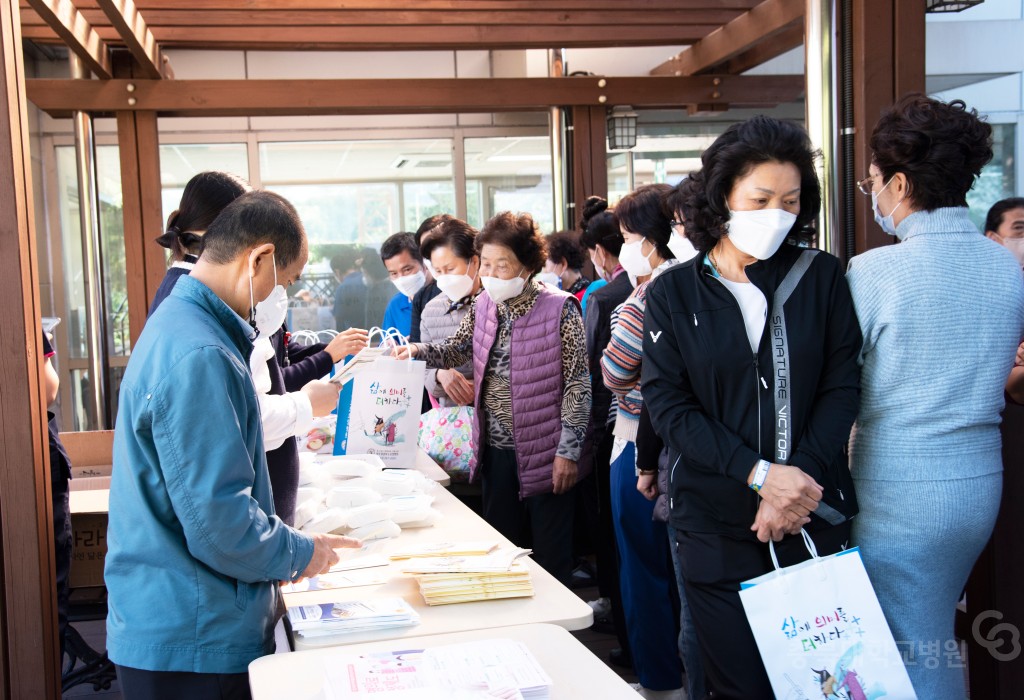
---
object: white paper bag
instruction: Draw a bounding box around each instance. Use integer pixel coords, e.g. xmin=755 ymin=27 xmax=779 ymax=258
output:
xmin=739 ymin=530 xmax=917 ymax=700
xmin=335 ymin=356 xmax=425 ymax=467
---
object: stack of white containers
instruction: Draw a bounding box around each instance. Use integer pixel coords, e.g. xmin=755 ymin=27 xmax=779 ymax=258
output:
xmin=294 ymin=453 xmax=442 ymax=542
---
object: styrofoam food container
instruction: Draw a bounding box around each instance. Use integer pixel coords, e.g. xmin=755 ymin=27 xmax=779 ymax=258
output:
xmin=322 ymin=457 xmax=383 ymax=479
xmin=296 ymin=486 xmax=325 ymax=505
xmin=371 ymin=470 xmax=417 ymax=496
xmin=389 ymin=494 xmax=435 ymax=524
xmin=326 ymin=485 xmax=382 ymax=509
xmin=293 ymin=498 xmax=323 ymax=530
xmin=346 ymin=502 xmax=394 ymax=529
xmin=347 ymin=520 xmax=401 ymax=542
xmin=301 ymin=508 xmax=348 ymax=535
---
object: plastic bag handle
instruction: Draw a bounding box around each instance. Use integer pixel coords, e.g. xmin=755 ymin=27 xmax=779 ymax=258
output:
xmin=768 ymin=528 xmax=820 ymax=572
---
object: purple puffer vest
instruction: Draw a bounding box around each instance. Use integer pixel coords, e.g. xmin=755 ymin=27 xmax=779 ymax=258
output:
xmin=471 ymin=285 xmax=577 ymax=498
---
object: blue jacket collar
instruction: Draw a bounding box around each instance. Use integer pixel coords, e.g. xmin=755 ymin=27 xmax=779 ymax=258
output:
xmin=170 ymin=274 xmax=256 ymax=355
xmin=895 ymin=206 xmax=977 ymax=241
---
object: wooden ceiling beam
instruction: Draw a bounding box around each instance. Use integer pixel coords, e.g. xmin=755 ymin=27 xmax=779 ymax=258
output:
xmin=24 ymin=0 xmax=111 ymax=78
xmin=22 ymin=8 xmax=747 ymax=27
xmin=26 ymin=75 xmax=805 ymax=117
xmin=41 ymin=0 xmax=761 ymax=10
xmin=718 ymin=19 xmax=803 ymax=74
xmin=153 ymin=24 xmax=720 ymax=48
xmin=21 ymin=23 xmax=719 ymax=48
xmin=147 ymin=25 xmax=721 ymax=49
xmin=94 ymin=0 xmax=169 ymax=78
xmin=651 ymin=0 xmax=803 ymax=76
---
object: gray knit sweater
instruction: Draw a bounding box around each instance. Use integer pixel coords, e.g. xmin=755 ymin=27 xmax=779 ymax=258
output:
xmin=846 ymin=207 xmax=1024 ymax=479
xmin=418 ymin=291 xmax=474 ymax=407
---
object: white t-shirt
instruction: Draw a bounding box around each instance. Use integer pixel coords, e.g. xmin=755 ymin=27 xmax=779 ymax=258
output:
xmin=717 ymin=277 xmax=767 ymax=353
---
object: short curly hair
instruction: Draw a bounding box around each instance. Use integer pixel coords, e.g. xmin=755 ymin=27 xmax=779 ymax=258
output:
xmin=679 ymin=116 xmax=820 ymax=254
xmin=476 ymin=211 xmax=547 ymax=274
xmin=870 ymin=94 xmax=993 ymax=211
xmin=545 ymin=230 xmax=586 ymax=270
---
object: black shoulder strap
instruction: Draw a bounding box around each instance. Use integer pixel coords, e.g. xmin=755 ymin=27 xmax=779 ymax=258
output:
xmin=769 ymin=250 xmax=846 ymax=526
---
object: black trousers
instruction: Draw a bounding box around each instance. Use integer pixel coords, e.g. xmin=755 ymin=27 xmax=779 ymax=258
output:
xmin=593 ymin=427 xmax=631 ymax=653
xmin=51 ymin=459 xmax=71 ymax=658
xmin=480 ymin=446 xmax=575 ymax=586
xmin=117 ymin=666 xmax=252 ymax=700
xmin=674 ymin=522 xmax=852 ymax=700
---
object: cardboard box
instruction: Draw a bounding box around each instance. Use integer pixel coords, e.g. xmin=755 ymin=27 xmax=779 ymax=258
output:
xmin=60 ymin=430 xmax=114 ymax=478
xmin=60 ymin=430 xmax=113 ymax=589
xmin=70 ymin=513 xmax=107 ymax=589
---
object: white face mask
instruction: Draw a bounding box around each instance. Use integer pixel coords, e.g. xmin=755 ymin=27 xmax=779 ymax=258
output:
xmin=668 ymin=231 xmax=699 ymax=262
xmin=619 ymin=239 xmax=656 ymax=279
xmin=392 ymin=268 xmax=426 ymax=299
xmin=871 ymin=176 xmax=905 ymax=237
xmin=253 ymin=254 xmax=288 ymax=337
xmin=994 ymin=234 xmax=1024 ymax=268
xmin=591 ymin=249 xmax=609 ymax=282
xmin=481 ymin=268 xmax=526 ymax=304
xmin=535 ymin=271 xmax=562 ymax=288
xmin=435 ymin=266 xmax=476 ymax=302
xmin=726 ymin=208 xmax=797 ymax=260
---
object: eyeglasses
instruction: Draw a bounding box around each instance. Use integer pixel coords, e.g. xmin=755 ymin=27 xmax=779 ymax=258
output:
xmin=670 ymin=219 xmax=683 ymax=228
xmin=857 ymin=175 xmax=875 ymax=196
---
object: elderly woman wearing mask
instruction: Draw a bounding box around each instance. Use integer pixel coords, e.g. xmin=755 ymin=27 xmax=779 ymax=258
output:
xmin=417 ymin=217 xmax=481 ymax=407
xmin=847 ymin=94 xmax=1024 ymax=697
xmin=396 ymin=211 xmax=592 ymax=586
xmin=642 ymin=116 xmax=862 ymax=698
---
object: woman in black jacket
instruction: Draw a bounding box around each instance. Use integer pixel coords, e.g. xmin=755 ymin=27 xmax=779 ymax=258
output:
xmin=641 ymin=117 xmax=862 ymax=699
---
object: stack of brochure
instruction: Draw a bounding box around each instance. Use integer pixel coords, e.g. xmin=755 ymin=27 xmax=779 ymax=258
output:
xmin=323 ymin=638 xmax=552 ymax=699
xmin=286 ymin=597 xmax=420 ymax=639
xmin=388 ymin=541 xmax=500 ymax=561
xmin=401 ymin=548 xmax=535 ymax=606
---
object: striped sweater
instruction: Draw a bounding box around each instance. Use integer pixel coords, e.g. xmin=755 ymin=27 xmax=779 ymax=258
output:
xmin=601 ymin=260 xmax=678 ymax=442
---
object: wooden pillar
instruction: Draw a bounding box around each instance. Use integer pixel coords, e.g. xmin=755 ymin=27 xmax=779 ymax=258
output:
xmin=849 ymin=0 xmax=924 ymax=255
xmin=117 ymin=109 xmax=165 ymax=345
xmin=0 ymin=0 xmax=61 ymax=697
xmin=569 ymin=106 xmax=608 ymax=227
xmin=115 ymin=52 xmax=165 ymax=346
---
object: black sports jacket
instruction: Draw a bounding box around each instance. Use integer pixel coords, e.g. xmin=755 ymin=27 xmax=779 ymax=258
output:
xmin=641 ymin=244 xmax=861 ymax=539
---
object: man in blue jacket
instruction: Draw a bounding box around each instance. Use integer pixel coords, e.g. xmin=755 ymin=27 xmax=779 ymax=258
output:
xmin=105 ymin=191 xmax=359 ymax=699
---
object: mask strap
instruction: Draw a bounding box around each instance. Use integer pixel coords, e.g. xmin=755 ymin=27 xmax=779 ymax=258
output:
xmin=247 ymin=252 xmax=257 ymax=328
xmin=879 ymin=175 xmax=907 ymax=219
